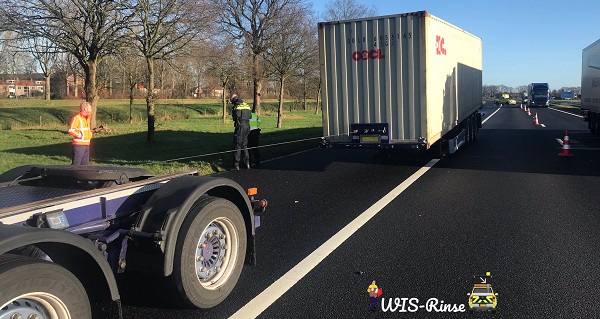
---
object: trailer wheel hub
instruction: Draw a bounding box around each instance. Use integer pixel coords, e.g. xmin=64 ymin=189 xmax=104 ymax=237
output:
xmin=196 ymin=218 xmax=237 ymax=287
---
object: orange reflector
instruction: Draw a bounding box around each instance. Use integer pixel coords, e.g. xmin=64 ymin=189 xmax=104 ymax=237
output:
xmin=247 ymin=187 xmax=257 ymax=196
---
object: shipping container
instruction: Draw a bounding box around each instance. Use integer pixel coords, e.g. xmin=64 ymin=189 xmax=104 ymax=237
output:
xmin=581 ymin=39 xmax=600 ymax=136
xmin=318 ymin=11 xmax=482 ymax=153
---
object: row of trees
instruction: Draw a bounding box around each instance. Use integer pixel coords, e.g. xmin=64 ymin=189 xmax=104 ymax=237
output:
xmin=0 ymin=0 xmax=379 ymax=141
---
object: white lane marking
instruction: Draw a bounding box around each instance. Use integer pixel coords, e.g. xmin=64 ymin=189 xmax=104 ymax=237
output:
xmin=549 ymin=107 xmax=583 ymax=118
xmin=229 ymin=159 xmax=440 ymax=319
xmin=541 ymin=124 xmax=546 ymax=128
xmin=482 ymin=105 xmax=502 ymax=124
xmin=556 ymin=138 xmax=564 ymax=145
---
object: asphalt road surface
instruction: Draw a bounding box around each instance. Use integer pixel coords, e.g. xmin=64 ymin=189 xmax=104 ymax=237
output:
xmin=122 ymin=102 xmax=600 ymax=318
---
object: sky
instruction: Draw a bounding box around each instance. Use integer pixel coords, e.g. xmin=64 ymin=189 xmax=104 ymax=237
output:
xmin=310 ymin=0 xmax=600 ymax=90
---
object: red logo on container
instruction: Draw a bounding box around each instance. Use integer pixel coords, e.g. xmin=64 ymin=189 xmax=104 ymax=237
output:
xmin=436 ymin=36 xmax=446 ymax=55
xmin=352 ymin=49 xmax=385 ymax=61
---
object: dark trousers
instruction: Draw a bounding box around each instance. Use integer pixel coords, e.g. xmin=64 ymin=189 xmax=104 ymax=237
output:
xmin=370 ymin=297 xmax=378 ymax=311
xmin=233 ymin=121 xmax=250 ymax=167
xmin=248 ymin=129 xmax=261 ymax=165
xmin=72 ymin=144 xmax=90 ymax=165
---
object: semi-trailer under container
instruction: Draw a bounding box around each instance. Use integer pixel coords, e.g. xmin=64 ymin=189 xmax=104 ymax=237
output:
xmin=318 ymin=11 xmax=482 ymax=154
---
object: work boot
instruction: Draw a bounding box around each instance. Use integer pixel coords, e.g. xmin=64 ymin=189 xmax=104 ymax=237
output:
xmin=231 ymin=164 xmax=240 ymax=171
xmin=245 ymin=163 xmax=251 ymax=169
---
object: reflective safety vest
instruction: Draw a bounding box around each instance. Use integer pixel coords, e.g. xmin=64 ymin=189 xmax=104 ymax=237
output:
xmin=68 ymin=113 xmax=92 ymax=145
xmin=250 ymin=112 xmax=261 ymax=130
xmin=233 ymin=101 xmax=252 ymax=121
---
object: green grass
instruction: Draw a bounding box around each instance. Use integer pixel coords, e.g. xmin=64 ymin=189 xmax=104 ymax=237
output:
xmin=549 ymin=102 xmax=583 ymax=115
xmin=0 ymin=99 xmax=323 ymax=175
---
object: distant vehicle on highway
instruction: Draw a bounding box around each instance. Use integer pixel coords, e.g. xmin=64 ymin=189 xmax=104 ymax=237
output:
xmin=527 ymin=83 xmax=550 ymax=108
xmin=494 ymin=93 xmax=510 ymax=105
xmin=561 ymin=90 xmax=575 ymax=100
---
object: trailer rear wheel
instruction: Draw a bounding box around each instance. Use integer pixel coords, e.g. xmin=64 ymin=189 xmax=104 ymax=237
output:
xmin=0 ymin=254 xmax=91 ymax=319
xmin=171 ymin=197 xmax=247 ymax=308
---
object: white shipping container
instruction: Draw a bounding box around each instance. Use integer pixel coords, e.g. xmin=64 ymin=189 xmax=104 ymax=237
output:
xmin=582 ymin=39 xmax=600 ymax=113
xmin=319 ymin=11 xmax=482 ymax=149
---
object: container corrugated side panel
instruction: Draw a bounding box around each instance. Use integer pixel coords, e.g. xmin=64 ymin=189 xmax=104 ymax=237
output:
xmin=319 ymin=12 xmax=426 ymax=143
xmin=425 ymin=14 xmax=482 ymax=143
xmin=582 ymin=39 xmax=600 ymax=112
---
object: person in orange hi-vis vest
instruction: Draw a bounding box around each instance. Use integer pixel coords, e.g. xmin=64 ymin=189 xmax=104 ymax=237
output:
xmin=68 ymin=102 xmax=93 ymax=165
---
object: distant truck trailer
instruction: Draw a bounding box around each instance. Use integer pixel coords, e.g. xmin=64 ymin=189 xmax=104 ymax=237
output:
xmin=560 ymin=91 xmax=575 ymax=100
xmin=318 ymin=11 xmax=482 ymax=156
xmin=581 ymin=38 xmax=600 ymax=135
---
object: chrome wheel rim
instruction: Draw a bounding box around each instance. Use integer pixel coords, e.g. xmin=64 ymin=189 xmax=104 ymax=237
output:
xmin=195 ymin=217 xmax=239 ymax=289
xmin=1 ymin=293 xmax=71 ymax=319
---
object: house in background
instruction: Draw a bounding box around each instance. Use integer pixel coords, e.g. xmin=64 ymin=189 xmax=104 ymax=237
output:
xmin=0 ymin=74 xmax=46 ymax=98
xmin=193 ymin=86 xmax=224 ymax=98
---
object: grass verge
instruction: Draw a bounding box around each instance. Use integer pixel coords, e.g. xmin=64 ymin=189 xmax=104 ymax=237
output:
xmin=0 ymin=99 xmax=323 ymax=175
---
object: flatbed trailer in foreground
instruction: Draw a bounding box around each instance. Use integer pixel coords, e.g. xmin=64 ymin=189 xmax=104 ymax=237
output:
xmin=0 ymin=165 xmax=267 ymax=319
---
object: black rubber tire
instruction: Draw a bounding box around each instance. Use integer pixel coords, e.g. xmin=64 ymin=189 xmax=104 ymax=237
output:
xmin=464 ymin=117 xmax=472 ymax=145
xmin=171 ymin=197 xmax=247 ymax=308
xmin=0 ymin=254 xmax=91 ymax=319
xmin=471 ymin=114 xmax=479 ymax=142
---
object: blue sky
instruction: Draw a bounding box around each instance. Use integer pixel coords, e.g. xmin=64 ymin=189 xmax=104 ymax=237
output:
xmin=310 ymin=0 xmax=600 ymax=90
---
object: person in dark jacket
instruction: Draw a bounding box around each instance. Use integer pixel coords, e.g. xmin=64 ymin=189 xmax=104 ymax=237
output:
xmin=230 ymin=93 xmax=252 ymax=170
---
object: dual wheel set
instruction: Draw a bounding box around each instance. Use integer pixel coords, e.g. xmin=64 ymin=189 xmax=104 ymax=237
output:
xmin=0 ymin=197 xmax=247 ymax=319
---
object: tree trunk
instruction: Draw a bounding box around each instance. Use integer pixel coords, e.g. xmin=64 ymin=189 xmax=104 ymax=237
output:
xmin=252 ymin=54 xmax=262 ymax=115
xmin=73 ymin=75 xmax=78 ymax=99
xmin=66 ymin=70 xmax=70 ymax=97
xmin=85 ymin=61 xmax=99 ymax=128
xmin=303 ymin=77 xmax=307 ymax=110
xmin=122 ymin=68 xmax=126 ymax=99
xmin=277 ymin=78 xmax=285 ymax=128
xmin=45 ymin=74 xmax=51 ymax=100
xmin=109 ymin=76 xmax=113 ymax=97
xmin=129 ymin=75 xmax=134 ymax=125
xmin=315 ymin=84 xmax=321 ymax=115
xmin=146 ymin=57 xmax=156 ymax=141
xmin=222 ymin=82 xmax=228 ymax=123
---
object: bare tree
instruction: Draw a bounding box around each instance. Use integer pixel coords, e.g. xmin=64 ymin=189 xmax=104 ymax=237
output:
xmin=214 ymin=0 xmax=303 ymax=115
xmin=204 ymin=41 xmax=240 ymax=123
xmin=263 ymin=3 xmax=313 ymax=128
xmin=116 ymin=49 xmax=145 ymax=123
xmin=27 ymin=37 xmax=58 ymax=100
xmin=133 ymin=0 xmax=213 ymax=141
xmin=0 ymin=0 xmax=136 ymax=127
xmin=321 ymin=0 xmax=377 ymax=21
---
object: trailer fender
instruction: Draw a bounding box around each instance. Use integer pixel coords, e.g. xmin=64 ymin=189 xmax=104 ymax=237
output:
xmin=131 ymin=175 xmax=255 ymax=277
xmin=0 ymin=224 xmax=121 ymax=318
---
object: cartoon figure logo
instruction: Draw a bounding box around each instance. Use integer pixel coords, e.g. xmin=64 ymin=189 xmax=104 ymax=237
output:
xmin=367 ymin=280 xmax=383 ymax=312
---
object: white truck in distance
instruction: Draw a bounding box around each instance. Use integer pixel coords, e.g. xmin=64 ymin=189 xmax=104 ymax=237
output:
xmin=318 ymin=11 xmax=483 ymax=155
